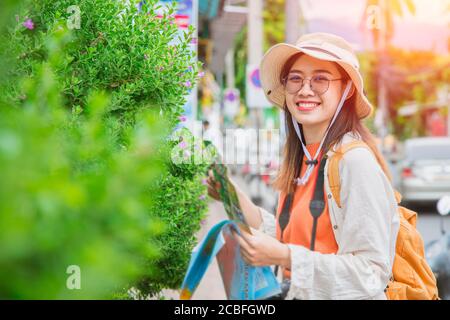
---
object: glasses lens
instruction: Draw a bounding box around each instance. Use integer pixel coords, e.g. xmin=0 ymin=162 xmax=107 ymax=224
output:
xmin=285 ymin=75 xmax=302 ymax=94
xmin=310 ymin=76 xmax=330 ymax=95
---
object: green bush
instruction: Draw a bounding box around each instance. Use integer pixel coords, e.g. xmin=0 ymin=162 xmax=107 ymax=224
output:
xmin=6 ymin=0 xmax=201 ymax=129
xmin=2 ymin=0 xmax=211 ymax=298
xmin=136 ymin=128 xmax=216 ymax=297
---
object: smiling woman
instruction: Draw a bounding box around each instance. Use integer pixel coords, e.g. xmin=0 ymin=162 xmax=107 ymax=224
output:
xmin=207 ymin=32 xmax=401 ymax=300
xmin=281 ymin=53 xmax=354 ymax=145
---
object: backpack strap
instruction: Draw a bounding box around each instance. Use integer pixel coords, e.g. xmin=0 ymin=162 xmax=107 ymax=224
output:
xmin=328 ymin=140 xmax=402 ymax=208
xmin=309 ymin=155 xmax=328 ymax=251
xmin=274 ymin=191 xmax=294 ymax=278
xmin=279 ymin=192 xmax=294 ymax=236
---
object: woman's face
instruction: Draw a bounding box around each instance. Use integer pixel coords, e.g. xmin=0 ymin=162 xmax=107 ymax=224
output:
xmin=284 ymin=54 xmax=349 ymax=130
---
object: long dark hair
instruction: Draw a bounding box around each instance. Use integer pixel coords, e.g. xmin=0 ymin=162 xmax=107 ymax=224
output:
xmin=272 ymin=53 xmax=392 ymax=195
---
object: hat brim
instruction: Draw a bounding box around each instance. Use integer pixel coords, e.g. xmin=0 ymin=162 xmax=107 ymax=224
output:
xmin=260 ymin=43 xmax=373 ymax=119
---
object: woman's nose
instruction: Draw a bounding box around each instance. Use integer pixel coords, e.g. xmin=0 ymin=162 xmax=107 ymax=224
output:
xmin=297 ymin=79 xmax=315 ymax=97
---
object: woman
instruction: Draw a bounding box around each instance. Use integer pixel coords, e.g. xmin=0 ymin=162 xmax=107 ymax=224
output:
xmin=207 ymin=33 xmax=399 ymax=300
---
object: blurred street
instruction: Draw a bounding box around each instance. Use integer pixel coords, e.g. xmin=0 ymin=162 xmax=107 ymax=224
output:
xmin=415 ymin=206 xmax=450 ymax=245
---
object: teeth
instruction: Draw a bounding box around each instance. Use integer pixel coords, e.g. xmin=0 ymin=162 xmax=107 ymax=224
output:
xmin=297 ymin=102 xmax=320 ymax=108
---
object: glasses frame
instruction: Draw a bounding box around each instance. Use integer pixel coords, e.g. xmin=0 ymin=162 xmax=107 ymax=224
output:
xmin=282 ymin=74 xmax=344 ymax=96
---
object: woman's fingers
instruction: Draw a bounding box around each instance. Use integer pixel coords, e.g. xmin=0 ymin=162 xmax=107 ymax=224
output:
xmin=239 ymin=229 xmax=254 ymax=243
xmin=207 ymin=183 xmax=221 ymax=201
xmin=206 ymin=176 xmax=219 ymax=188
xmin=235 ymin=237 xmax=255 ymax=265
xmin=232 ymin=230 xmax=253 ymax=253
xmin=208 ymin=170 xmax=222 ymax=187
xmin=241 ymin=251 xmax=253 ymax=265
xmin=207 ymin=185 xmax=220 ymax=201
xmin=205 ymin=170 xmax=223 ymax=201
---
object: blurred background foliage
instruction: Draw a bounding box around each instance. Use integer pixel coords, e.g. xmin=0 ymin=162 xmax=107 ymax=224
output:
xmin=359 ymin=47 xmax=449 ymax=140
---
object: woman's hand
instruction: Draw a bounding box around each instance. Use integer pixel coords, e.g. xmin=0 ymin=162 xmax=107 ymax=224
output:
xmin=232 ymin=228 xmax=291 ymax=268
xmin=206 ymin=169 xmax=265 ymax=230
xmin=206 ymin=169 xmax=222 ymax=202
xmin=206 ymin=169 xmax=238 ymax=202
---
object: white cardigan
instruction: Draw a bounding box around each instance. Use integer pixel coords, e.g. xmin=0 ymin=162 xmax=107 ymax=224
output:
xmin=258 ymin=132 xmax=400 ymax=300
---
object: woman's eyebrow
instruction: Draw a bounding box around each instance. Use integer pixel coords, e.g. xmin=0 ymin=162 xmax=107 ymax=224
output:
xmin=289 ymin=69 xmax=333 ymax=75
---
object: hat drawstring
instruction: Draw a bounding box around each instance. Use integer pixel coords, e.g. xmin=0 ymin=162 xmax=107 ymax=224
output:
xmin=291 ymin=81 xmax=352 ymax=185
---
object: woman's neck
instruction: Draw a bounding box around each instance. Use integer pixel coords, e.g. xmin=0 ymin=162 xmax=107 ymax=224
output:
xmin=302 ymin=122 xmax=328 ymax=145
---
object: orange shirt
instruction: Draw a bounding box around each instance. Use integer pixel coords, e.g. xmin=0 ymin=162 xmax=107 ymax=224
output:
xmin=275 ymin=142 xmax=339 ymax=279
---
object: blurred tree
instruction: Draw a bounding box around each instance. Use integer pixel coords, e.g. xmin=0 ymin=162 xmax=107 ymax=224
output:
xmin=233 ymin=27 xmax=247 ymax=113
xmin=362 ymin=0 xmax=415 ymax=140
xmin=364 ymin=0 xmax=415 ymax=46
xmin=263 ymin=0 xmax=285 ymax=48
xmin=362 ymin=47 xmax=450 ymax=139
xmin=233 ymin=0 xmax=287 ymax=117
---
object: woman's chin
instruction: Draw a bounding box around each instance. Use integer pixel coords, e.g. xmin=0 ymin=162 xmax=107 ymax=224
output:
xmin=292 ymin=113 xmax=322 ymax=126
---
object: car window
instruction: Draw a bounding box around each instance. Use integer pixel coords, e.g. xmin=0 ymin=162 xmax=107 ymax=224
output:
xmin=406 ymin=143 xmax=450 ymax=161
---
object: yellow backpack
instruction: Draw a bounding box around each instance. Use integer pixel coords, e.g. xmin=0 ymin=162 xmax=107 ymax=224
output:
xmin=327 ymin=140 xmax=439 ymax=300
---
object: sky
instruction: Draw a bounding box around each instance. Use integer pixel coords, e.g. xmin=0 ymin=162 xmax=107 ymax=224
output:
xmin=298 ymin=0 xmax=449 ymax=53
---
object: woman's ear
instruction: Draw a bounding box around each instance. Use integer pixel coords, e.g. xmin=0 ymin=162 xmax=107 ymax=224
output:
xmin=345 ymin=84 xmax=356 ymax=101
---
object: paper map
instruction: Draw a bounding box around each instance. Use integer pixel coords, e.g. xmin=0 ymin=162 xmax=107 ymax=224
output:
xmin=180 ymin=146 xmax=281 ymax=300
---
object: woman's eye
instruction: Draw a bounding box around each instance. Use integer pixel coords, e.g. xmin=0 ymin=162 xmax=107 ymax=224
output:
xmin=288 ymin=76 xmax=302 ymax=82
xmin=313 ymin=76 xmax=329 ymax=82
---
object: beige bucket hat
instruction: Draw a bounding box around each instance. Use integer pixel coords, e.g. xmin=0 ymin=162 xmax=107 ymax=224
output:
xmin=260 ymin=32 xmax=373 ymax=119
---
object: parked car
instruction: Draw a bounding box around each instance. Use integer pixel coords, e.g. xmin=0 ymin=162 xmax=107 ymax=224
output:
xmin=398 ymin=137 xmax=450 ymax=205
xmin=426 ymin=196 xmax=450 ymax=300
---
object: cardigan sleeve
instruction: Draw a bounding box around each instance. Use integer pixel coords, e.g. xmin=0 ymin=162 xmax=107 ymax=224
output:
xmin=257 ymin=206 xmax=277 ymax=238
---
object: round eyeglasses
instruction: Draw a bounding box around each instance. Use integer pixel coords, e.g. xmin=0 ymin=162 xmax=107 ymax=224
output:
xmin=282 ymin=74 xmax=344 ymax=95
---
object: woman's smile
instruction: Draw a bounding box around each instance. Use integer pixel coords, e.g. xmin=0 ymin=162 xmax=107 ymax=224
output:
xmin=295 ymin=100 xmax=322 ymax=112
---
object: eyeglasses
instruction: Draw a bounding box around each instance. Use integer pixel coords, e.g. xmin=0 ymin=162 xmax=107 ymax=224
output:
xmin=282 ymin=74 xmax=344 ymax=95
